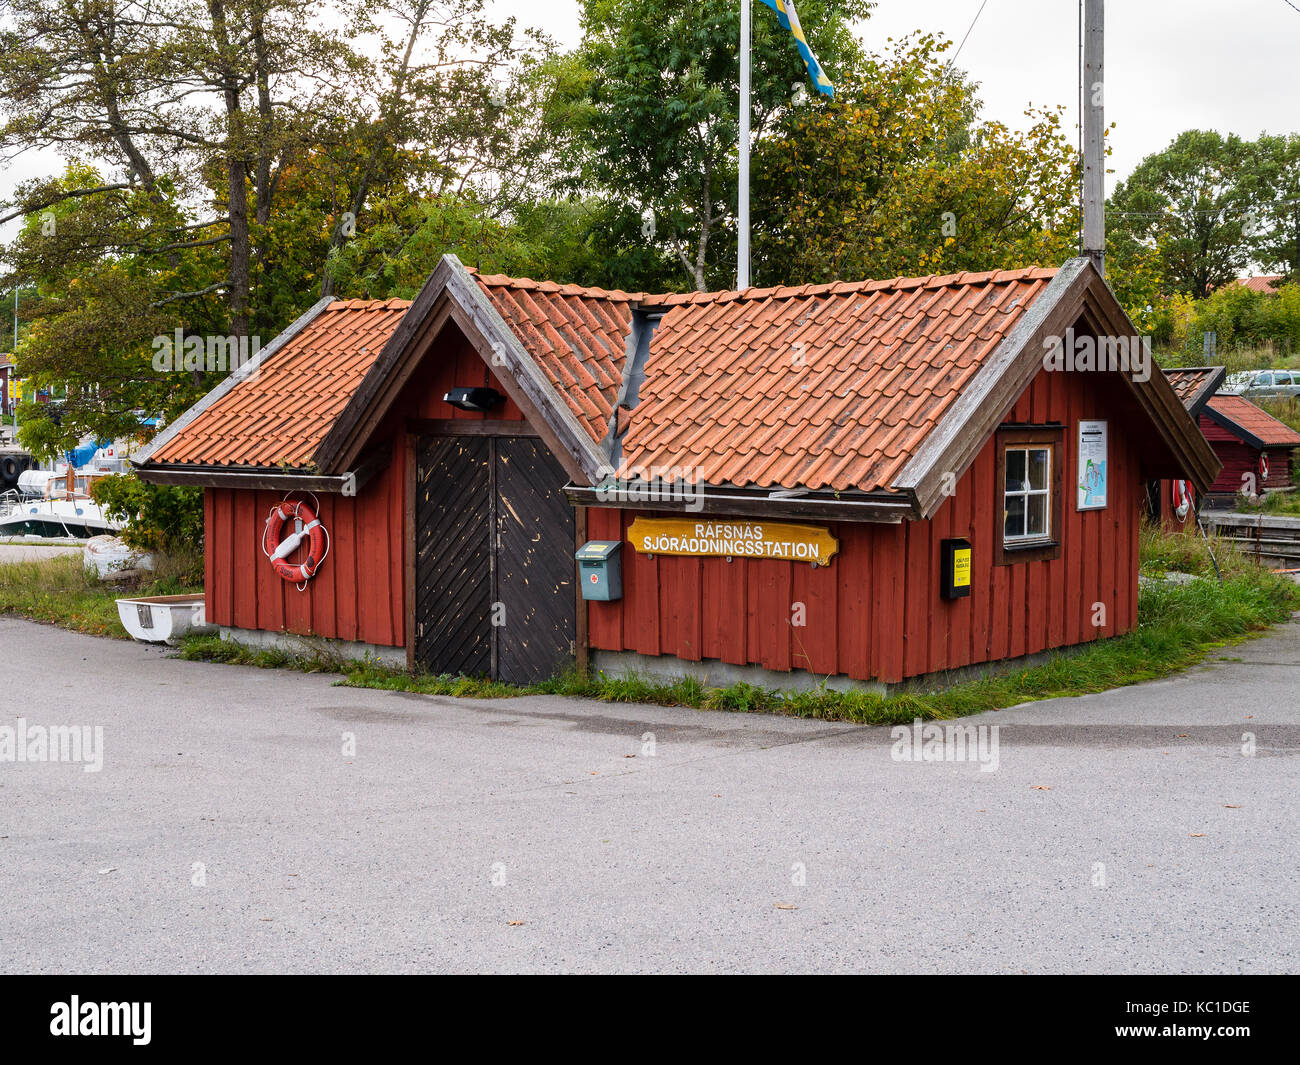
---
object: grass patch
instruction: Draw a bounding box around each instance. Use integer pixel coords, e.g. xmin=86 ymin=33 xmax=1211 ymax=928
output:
xmin=0 ymin=552 xmax=201 ymax=637
xmin=176 ymin=525 xmax=1299 ymax=725
xmin=1232 ymin=490 xmax=1300 ymax=518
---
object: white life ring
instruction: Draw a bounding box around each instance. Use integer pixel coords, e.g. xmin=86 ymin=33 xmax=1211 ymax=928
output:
xmin=1173 ymin=480 xmax=1191 ymax=522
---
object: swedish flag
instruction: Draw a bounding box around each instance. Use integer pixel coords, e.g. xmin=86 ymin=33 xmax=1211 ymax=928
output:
xmin=759 ymin=0 xmax=834 ymax=97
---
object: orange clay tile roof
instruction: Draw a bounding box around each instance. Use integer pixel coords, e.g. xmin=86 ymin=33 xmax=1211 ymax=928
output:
xmin=1206 ymin=394 xmax=1300 ymax=448
xmin=149 ymin=299 xmax=410 ymax=467
xmin=147 ymin=262 xmax=1066 ymax=488
xmin=1228 ymin=275 xmax=1284 ymax=294
xmin=474 ymin=275 xmax=635 ymax=445
xmin=1163 ymin=366 xmax=1223 ymax=412
xmin=616 ymin=266 xmax=1059 ymax=492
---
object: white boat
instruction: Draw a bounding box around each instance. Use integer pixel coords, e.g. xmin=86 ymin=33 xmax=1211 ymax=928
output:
xmin=116 ymin=593 xmax=212 ymax=645
xmin=0 ymin=467 xmax=122 ymax=538
xmin=0 ymin=493 xmax=120 ymax=538
xmin=0 ymin=437 xmax=137 ymax=539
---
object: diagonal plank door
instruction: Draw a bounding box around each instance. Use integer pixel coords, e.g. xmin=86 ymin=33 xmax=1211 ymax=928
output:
xmin=494 ymin=437 xmax=576 ymax=685
xmin=414 ymin=436 xmax=492 ymax=676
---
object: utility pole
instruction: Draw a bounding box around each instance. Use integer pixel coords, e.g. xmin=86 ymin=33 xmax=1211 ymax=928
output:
xmin=10 ymin=287 xmax=16 ymax=432
xmin=1081 ymin=0 xmax=1105 ymax=276
xmin=737 ymin=0 xmax=751 ymax=291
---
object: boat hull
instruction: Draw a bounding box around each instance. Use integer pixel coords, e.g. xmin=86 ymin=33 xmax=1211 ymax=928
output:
xmin=116 ymin=594 xmax=214 ymax=645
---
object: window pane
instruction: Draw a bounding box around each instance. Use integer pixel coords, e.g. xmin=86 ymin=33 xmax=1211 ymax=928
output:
xmin=1028 ymin=448 xmax=1049 ymax=491
xmin=1005 ymin=494 xmax=1026 ymax=538
xmin=1027 ymin=493 xmax=1048 ymax=536
xmin=1005 ymin=449 xmax=1026 ymax=492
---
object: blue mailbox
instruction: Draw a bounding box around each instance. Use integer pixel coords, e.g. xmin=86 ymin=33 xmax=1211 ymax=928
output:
xmin=576 ymin=540 xmax=623 ymax=601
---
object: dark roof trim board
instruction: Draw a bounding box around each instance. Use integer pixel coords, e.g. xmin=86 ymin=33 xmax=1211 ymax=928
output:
xmin=134 ymin=446 xmax=391 ymax=493
xmin=315 ymin=254 xmax=608 ymax=484
xmin=563 ymin=484 xmax=914 ymax=523
xmin=132 ymin=295 xmax=335 ymax=471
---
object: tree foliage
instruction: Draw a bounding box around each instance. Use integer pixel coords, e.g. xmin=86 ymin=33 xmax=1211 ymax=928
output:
xmin=752 ymin=35 xmax=1079 ymax=285
xmin=1107 ymin=130 xmax=1253 ymax=300
xmin=547 ymin=0 xmax=871 ymax=291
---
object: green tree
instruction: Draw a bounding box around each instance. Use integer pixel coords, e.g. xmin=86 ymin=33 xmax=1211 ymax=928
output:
xmin=1244 ymin=133 xmax=1300 ymax=282
xmin=548 ymin=0 xmax=871 ymax=292
xmin=1107 ymin=129 xmax=1252 ymax=298
xmin=751 ymin=34 xmax=1079 ymax=285
xmin=0 ymin=0 xmax=544 ymax=450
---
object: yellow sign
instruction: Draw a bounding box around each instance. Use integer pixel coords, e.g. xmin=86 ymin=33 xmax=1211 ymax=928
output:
xmin=952 ymin=547 xmax=971 ymax=588
xmin=627 ymin=517 xmax=839 ymax=566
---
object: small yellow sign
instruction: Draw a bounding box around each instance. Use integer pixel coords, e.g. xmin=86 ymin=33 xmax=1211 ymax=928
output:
xmin=627 ymin=517 xmax=839 ymax=566
xmin=952 ymin=548 xmax=971 ymax=588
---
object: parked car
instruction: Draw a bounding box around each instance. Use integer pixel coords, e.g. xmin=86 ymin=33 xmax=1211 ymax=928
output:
xmin=1238 ymin=369 xmax=1300 ymax=399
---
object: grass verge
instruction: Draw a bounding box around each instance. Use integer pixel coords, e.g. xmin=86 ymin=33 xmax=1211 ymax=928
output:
xmin=176 ymin=525 xmax=1299 ymax=726
xmin=0 ymin=552 xmax=201 ymax=637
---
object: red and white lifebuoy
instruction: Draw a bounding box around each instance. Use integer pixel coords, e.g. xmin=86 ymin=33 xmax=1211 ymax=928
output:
xmin=1173 ymin=479 xmax=1192 ymax=522
xmin=1260 ymin=453 xmax=1270 ymax=484
xmin=261 ymin=496 xmax=330 ymax=587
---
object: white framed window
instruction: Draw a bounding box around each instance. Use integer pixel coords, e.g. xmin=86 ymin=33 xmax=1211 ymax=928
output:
xmin=1003 ymin=445 xmax=1052 ymax=542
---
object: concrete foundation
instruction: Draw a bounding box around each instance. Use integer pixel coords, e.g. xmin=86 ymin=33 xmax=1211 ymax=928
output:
xmin=218 ymin=626 xmax=406 ymax=668
xmin=590 ymin=641 xmax=1096 ymax=697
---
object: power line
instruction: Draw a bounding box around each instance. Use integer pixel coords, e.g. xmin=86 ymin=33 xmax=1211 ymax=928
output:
xmin=950 ymin=0 xmax=992 ymax=67
xmin=1282 ymin=0 xmax=1300 ymax=15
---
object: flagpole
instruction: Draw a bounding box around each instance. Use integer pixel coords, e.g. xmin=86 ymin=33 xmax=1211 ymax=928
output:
xmin=737 ymin=0 xmax=751 ymax=290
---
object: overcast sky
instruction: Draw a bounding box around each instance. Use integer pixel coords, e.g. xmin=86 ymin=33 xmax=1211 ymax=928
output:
xmin=3 ymin=0 xmax=1297 ymax=236
xmin=488 ymin=0 xmax=1300 ymax=186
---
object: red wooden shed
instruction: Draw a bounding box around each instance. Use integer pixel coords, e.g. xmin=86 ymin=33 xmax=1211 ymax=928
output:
xmin=1198 ymin=393 xmax=1300 ymax=504
xmin=135 ymin=255 xmax=1217 ymax=691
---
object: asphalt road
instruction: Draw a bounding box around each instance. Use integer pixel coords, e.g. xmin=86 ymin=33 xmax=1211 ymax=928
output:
xmin=0 ymin=542 xmax=82 ymax=564
xmin=1 ymin=615 xmax=1297 ymax=974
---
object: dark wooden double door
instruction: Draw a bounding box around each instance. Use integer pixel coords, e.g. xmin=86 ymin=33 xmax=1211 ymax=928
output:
xmin=414 ymin=434 xmax=575 ymax=684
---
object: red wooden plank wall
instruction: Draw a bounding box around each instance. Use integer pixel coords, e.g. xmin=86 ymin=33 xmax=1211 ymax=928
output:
xmin=588 ymin=367 xmax=1144 ymax=684
xmin=204 ymin=329 xmax=523 ymax=648
xmin=205 ymin=433 xmax=406 ymax=647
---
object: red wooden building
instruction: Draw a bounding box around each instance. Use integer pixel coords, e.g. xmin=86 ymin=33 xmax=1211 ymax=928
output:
xmin=1198 ymin=393 xmax=1300 ymax=504
xmin=135 ymin=255 xmax=1217 ymax=690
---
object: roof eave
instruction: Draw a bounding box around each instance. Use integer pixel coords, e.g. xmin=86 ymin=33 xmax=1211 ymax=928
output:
xmin=563 ymin=483 xmax=917 ymax=523
xmin=133 ymin=445 xmax=390 ymax=493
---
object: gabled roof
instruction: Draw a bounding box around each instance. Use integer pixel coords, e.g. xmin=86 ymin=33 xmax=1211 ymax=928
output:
xmin=139 ymin=299 xmax=408 ymax=469
xmin=137 ymin=253 xmax=1221 ymax=514
xmin=1163 ymin=365 xmax=1226 ymax=418
xmin=1203 ymin=393 xmax=1300 ymax=450
xmin=474 ymin=275 xmax=637 ymax=446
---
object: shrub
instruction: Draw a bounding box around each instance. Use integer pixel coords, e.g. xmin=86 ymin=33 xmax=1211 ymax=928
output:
xmin=90 ymin=474 xmax=204 ymax=554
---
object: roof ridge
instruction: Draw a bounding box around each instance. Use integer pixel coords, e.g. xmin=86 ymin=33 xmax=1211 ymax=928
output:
xmin=473 ymin=264 xmax=1062 ymax=309
xmin=325 ymin=298 xmax=413 ymax=311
